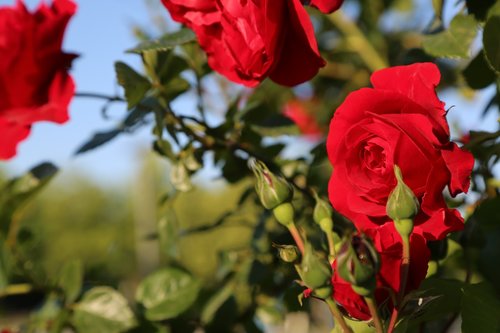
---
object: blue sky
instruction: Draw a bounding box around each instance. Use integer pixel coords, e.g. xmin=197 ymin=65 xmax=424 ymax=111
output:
xmin=0 ymin=0 xmax=498 ymax=186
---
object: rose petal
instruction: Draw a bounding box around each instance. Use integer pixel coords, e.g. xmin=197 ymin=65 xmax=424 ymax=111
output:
xmin=306 ymin=0 xmax=344 ymax=13
xmin=268 ymin=0 xmax=325 ymax=86
xmin=441 ymin=142 xmax=474 ymax=197
xmin=370 ymin=63 xmax=450 ymax=141
xmin=0 ymin=119 xmax=30 ymax=160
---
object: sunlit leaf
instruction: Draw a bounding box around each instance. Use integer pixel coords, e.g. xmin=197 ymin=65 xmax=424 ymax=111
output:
xmin=423 ymin=14 xmax=478 ymax=59
xmin=136 ymin=268 xmax=201 ymax=321
xmin=72 ymin=287 xmax=136 ymax=333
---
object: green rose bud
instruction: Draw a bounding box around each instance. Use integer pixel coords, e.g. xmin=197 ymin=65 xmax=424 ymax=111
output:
xmin=299 ymin=244 xmax=332 ymax=293
xmin=386 ymin=165 xmax=420 ymax=223
xmin=273 ymin=244 xmax=300 ymax=263
xmin=249 ymin=159 xmax=293 ymax=210
xmin=337 ymin=234 xmax=380 ymax=297
xmin=313 ymin=195 xmax=334 ymax=232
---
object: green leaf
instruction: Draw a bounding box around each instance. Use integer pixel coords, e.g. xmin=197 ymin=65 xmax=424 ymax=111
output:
xmin=72 ymin=287 xmax=136 ymax=333
xmin=201 ymin=279 xmax=236 ymax=324
xmin=127 ymin=28 xmax=196 ymax=54
xmin=135 ymin=268 xmax=201 ymax=321
xmin=75 ymin=130 xmax=122 ymax=155
xmin=115 ymin=62 xmax=151 ymax=109
xmin=461 ymin=283 xmax=500 ymax=333
xmin=463 ymin=50 xmax=497 ymax=89
xmin=423 ymin=14 xmax=478 ymax=59
xmin=466 ymin=0 xmax=497 ymax=21
xmin=58 ymin=260 xmax=83 ymax=304
xmin=0 ymin=163 xmax=58 ymax=233
xmin=483 ymin=15 xmax=500 ymax=73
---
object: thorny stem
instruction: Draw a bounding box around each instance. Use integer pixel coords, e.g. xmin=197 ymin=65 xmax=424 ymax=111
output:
xmin=365 ymin=296 xmax=385 ymax=333
xmin=326 ymin=298 xmax=354 ymax=333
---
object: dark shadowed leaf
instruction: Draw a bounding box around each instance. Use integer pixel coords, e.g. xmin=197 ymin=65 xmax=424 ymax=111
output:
xmin=461 ymin=283 xmax=500 ymax=333
xmin=463 ymin=51 xmax=497 ymax=89
xmin=75 ymin=130 xmax=121 ymax=155
xmin=115 ymin=62 xmax=151 ymax=109
xmin=483 ymin=15 xmax=500 ymax=73
xmin=136 ymin=268 xmax=201 ymax=321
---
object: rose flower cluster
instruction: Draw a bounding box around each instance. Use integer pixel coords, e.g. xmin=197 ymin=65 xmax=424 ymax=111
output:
xmin=160 ymin=0 xmax=343 ymax=87
xmin=0 ymin=0 xmax=76 ymax=160
xmin=326 ymin=63 xmax=474 ymax=319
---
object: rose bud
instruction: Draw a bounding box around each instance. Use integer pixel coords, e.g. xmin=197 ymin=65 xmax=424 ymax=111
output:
xmin=386 ymin=165 xmax=419 ymax=237
xmin=299 ymin=244 xmax=332 ymax=298
xmin=313 ymin=195 xmax=334 ymax=232
xmin=250 ymin=158 xmax=293 ymax=205
xmin=336 ymin=234 xmax=380 ymax=297
xmin=274 ymin=244 xmax=300 ymax=264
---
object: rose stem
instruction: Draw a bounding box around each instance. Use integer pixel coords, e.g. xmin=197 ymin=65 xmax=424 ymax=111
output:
xmin=326 ymin=229 xmax=337 ymax=264
xmin=328 ymin=10 xmax=388 ymax=72
xmin=287 ymin=223 xmax=305 ymax=255
xmin=388 ymin=235 xmax=411 ymax=333
xmin=325 ymin=298 xmax=354 ymax=333
xmin=365 ymin=296 xmax=385 ymax=333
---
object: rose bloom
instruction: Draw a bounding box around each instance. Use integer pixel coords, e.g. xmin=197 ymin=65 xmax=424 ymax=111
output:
xmin=283 ymin=99 xmax=323 ymax=137
xmin=161 ymin=0 xmax=343 ymax=87
xmin=331 ymin=224 xmax=430 ymax=320
xmin=0 ymin=0 xmax=77 ymax=160
xmin=327 ymin=63 xmax=474 ymax=241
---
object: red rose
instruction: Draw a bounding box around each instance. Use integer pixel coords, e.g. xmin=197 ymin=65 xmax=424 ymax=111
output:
xmin=326 ymin=63 xmax=474 ymax=241
xmin=283 ymin=99 xmax=323 ymax=137
xmin=0 ymin=0 xmax=76 ymax=160
xmin=161 ymin=0 xmax=343 ymax=87
xmin=332 ymin=224 xmax=430 ymax=320
xmin=306 ymin=0 xmax=344 ymax=13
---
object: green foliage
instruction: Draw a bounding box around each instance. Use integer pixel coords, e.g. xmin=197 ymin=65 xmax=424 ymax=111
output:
xmin=72 ymin=287 xmax=137 ymax=333
xmin=423 ymin=14 xmax=478 ymax=59
xmin=484 ymin=16 xmax=500 ymax=73
xmin=115 ymin=62 xmax=152 ymax=109
xmin=58 ymin=260 xmax=83 ymax=305
xmin=127 ymin=29 xmax=196 ymax=54
xmin=136 ymin=268 xmax=201 ymax=321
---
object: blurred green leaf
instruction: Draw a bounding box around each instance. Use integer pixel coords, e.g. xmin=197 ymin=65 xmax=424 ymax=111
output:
xmin=461 ymin=283 xmax=500 ymax=333
xmin=115 ymin=62 xmax=151 ymax=109
xmin=75 ymin=130 xmax=122 ymax=155
xmin=58 ymin=260 xmax=83 ymax=304
xmin=0 ymin=163 xmax=58 ymax=233
xmin=201 ymin=279 xmax=236 ymax=324
xmin=483 ymin=15 xmax=500 ymax=73
xmin=72 ymin=287 xmax=136 ymax=333
xmin=463 ymin=51 xmax=497 ymax=89
xmin=127 ymin=29 xmax=196 ymax=54
xmin=136 ymin=267 xmax=201 ymax=321
xmin=466 ymin=0 xmax=496 ymax=20
xmin=423 ymin=14 xmax=478 ymax=59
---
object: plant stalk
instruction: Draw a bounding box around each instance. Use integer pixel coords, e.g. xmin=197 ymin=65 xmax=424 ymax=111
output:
xmin=326 ymin=298 xmax=354 ymax=333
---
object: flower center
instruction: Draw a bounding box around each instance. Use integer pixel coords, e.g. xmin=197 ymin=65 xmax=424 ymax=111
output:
xmin=361 ymin=141 xmax=386 ymax=173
